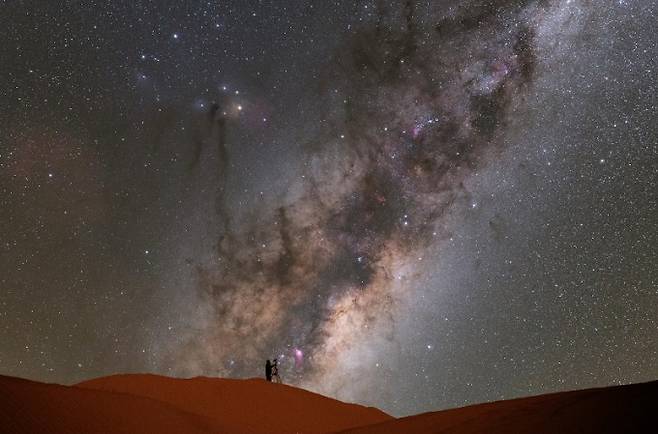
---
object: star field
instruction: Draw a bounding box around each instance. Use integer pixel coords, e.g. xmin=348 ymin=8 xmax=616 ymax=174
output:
xmin=0 ymin=0 xmax=656 ymax=417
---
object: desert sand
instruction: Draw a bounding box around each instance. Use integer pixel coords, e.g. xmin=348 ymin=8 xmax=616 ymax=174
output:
xmin=339 ymin=380 xmax=657 ymax=434
xmin=0 ymin=373 xmax=389 ymax=434
xmin=1 ymin=373 xmax=655 ymax=433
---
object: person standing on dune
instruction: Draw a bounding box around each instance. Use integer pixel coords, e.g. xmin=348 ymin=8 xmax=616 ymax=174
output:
xmin=265 ymin=359 xmax=272 ymax=382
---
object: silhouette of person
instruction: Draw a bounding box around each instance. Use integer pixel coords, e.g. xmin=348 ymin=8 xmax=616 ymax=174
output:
xmin=265 ymin=359 xmax=272 ymax=382
xmin=271 ymin=358 xmax=282 ymax=383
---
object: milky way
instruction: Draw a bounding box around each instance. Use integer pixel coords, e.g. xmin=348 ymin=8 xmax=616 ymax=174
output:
xmin=168 ymin=0 xmax=546 ymax=396
xmin=2 ymin=0 xmax=656 ymax=417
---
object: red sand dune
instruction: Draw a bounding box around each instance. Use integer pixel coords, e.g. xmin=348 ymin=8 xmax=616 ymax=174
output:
xmin=339 ymin=380 xmax=658 ymax=434
xmin=0 ymin=373 xmax=390 ymax=434
xmin=78 ymin=374 xmax=391 ymax=433
xmin=1 ymin=373 xmax=656 ymax=434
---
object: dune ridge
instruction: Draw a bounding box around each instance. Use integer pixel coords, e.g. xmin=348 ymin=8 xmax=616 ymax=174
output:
xmin=78 ymin=373 xmax=391 ymax=433
xmin=0 ymin=373 xmax=390 ymax=434
xmin=338 ymin=380 xmax=658 ymax=434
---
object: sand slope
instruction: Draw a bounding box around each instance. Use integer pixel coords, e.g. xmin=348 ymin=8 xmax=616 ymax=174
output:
xmin=338 ymin=380 xmax=658 ymax=434
xmin=77 ymin=374 xmax=391 ymax=433
xmin=0 ymin=375 xmax=217 ymax=434
xmin=0 ymin=373 xmax=390 ymax=434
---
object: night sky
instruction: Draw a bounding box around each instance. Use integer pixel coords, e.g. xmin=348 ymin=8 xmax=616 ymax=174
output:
xmin=1 ymin=0 xmax=656 ymax=417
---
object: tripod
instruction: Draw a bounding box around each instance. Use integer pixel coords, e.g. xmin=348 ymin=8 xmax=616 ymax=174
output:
xmin=271 ymin=360 xmax=282 ymax=383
